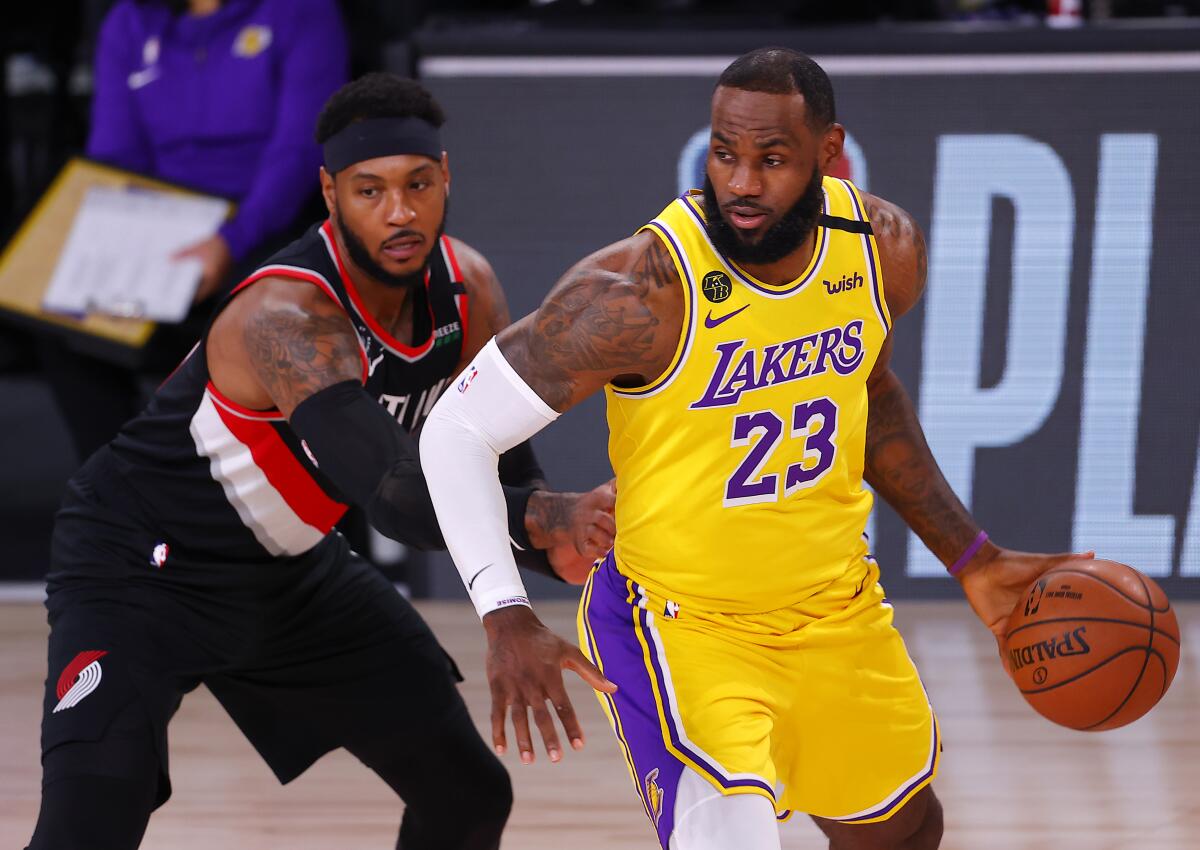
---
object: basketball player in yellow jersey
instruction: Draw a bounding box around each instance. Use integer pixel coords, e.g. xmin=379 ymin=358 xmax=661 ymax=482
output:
xmin=420 ymin=47 xmax=1093 ymax=849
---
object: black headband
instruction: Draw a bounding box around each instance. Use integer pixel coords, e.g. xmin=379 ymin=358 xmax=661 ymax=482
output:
xmin=322 ymin=117 xmax=443 ymax=174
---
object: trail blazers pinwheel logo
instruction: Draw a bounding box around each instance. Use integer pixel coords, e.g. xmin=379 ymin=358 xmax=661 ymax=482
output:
xmin=53 ymin=650 xmax=108 ymax=713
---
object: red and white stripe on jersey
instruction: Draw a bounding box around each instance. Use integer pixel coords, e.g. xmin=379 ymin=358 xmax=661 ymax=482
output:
xmin=53 ymin=650 xmax=108 ymax=714
xmin=190 ymin=385 xmax=347 ymax=557
xmin=318 ymin=221 xmax=441 ymax=364
xmin=441 ymin=237 xmax=470 ymax=343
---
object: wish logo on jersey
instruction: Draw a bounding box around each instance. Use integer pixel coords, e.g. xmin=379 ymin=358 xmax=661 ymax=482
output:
xmin=53 ymin=650 xmax=108 ymax=713
xmin=690 ymin=319 xmax=866 ymax=409
xmin=824 ymin=272 xmax=865 ymax=295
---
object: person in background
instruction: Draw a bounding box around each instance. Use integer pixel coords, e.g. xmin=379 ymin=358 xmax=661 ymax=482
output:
xmin=39 ymin=0 xmax=349 ymax=462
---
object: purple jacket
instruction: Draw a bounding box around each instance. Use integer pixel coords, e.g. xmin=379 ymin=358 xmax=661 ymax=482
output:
xmin=88 ymin=0 xmax=349 ymax=260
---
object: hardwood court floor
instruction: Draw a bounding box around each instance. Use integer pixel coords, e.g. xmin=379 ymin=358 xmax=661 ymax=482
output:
xmin=1 ymin=599 xmax=1197 ymax=849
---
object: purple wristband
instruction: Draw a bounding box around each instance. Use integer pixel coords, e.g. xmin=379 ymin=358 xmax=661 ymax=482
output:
xmin=948 ymin=531 xmax=988 ymax=576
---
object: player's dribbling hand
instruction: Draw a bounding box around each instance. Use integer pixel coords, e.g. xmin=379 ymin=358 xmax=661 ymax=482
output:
xmin=957 ymin=544 xmax=1095 ymax=650
xmin=482 ymin=605 xmax=616 ymax=765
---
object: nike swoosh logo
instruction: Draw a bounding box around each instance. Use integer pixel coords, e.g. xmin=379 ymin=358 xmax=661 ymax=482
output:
xmin=368 ymin=352 xmax=385 ymax=376
xmin=704 ymin=304 xmax=748 ymax=329
xmin=468 ymin=564 xmax=493 ymax=590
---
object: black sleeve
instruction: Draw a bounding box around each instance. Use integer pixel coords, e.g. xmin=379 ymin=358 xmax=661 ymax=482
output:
xmin=514 ymin=547 xmax=566 ymax=582
xmin=509 ymin=488 xmax=565 ymax=583
xmin=499 ymin=440 xmax=546 ymax=489
xmin=290 ymin=380 xmax=537 ymax=552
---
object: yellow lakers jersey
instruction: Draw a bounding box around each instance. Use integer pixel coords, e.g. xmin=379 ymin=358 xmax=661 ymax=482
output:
xmin=606 ymin=177 xmax=891 ymax=614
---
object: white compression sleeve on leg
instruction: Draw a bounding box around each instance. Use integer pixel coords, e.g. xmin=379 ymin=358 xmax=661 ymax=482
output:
xmin=420 ymin=338 xmax=559 ymax=618
xmin=668 ymin=768 xmax=782 ymax=850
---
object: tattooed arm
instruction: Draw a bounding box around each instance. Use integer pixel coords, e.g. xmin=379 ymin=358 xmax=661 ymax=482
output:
xmin=419 ymin=232 xmax=683 ymax=765
xmin=861 ymin=195 xmax=983 ymax=565
xmin=451 ymin=238 xmax=549 ymax=489
xmin=496 ymin=235 xmax=680 ymax=580
xmin=863 ymin=194 xmax=1090 ymax=643
xmin=207 ymin=277 xmax=363 ymax=416
xmin=450 ymin=238 xmax=617 ymax=577
xmin=204 ymin=278 xmax=606 ymax=556
xmin=496 ymin=234 xmax=677 ymax=578
xmin=497 ymin=230 xmax=684 ymax=408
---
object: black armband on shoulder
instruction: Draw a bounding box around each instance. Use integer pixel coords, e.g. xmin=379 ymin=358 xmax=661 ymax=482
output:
xmin=290 ymin=381 xmax=539 ymax=553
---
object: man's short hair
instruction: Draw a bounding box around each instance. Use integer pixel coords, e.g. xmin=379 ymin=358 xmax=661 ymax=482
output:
xmin=716 ymin=47 xmax=836 ymax=129
xmin=315 ymin=72 xmax=446 ymax=144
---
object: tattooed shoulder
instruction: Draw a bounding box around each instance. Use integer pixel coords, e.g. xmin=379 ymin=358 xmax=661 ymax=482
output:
xmin=499 ymin=232 xmax=685 ymax=412
xmin=242 ymin=287 xmax=363 ymax=416
xmin=863 ymin=193 xmax=927 ymax=320
xmin=628 ymin=231 xmax=678 ymax=290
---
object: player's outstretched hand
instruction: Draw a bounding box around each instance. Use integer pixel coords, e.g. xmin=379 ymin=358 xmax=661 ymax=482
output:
xmin=958 ymin=546 xmax=1095 ymax=650
xmin=482 ymin=605 xmax=616 ymax=764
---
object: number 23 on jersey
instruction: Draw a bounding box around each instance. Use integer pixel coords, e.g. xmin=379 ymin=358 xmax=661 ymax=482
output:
xmin=724 ymin=397 xmax=839 ymax=507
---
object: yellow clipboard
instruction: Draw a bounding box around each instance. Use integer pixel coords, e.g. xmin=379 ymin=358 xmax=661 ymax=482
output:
xmin=0 ymin=157 xmax=234 ymax=361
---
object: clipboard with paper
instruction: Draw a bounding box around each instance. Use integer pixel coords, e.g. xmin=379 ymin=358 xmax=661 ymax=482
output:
xmin=0 ymin=158 xmax=234 ymax=363
xmin=43 ymin=185 xmax=230 ymax=322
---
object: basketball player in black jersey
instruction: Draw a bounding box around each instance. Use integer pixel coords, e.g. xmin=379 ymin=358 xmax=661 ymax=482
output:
xmin=25 ymin=73 xmax=615 ymax=850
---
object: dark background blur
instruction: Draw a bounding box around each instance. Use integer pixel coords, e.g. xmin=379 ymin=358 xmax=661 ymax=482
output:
xmin=6 ymin=0 xmax=1199 ymax=253
xmin=2 ymin=0 xmax=1199 ymax=599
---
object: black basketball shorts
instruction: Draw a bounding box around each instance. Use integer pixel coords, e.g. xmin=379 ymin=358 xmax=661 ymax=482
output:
xmin=41 ymin=511 xmax=465 ymax=808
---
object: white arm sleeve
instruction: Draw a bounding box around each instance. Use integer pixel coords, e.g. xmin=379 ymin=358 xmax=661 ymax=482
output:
xmin=420 ymin=337 xmax=560 ymax=618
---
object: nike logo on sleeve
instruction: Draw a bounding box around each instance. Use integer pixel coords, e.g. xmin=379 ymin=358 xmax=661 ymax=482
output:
xmin=468 ymin=564 xmax=493 ymax=590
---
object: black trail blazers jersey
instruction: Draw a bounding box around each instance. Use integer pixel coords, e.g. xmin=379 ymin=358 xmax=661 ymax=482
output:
xmin=102 ymin=220 xmax=469 ymax=564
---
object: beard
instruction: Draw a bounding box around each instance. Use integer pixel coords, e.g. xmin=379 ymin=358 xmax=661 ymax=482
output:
xmin=702 ymin=166 xmax=824 ymax=267
xmin=334 ymin=199 xmax=448 ymax=290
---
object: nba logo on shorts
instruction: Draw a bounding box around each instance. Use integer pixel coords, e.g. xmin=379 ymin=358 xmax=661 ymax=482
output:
xmin=151 ymin=542 xmax=169 ymax=569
